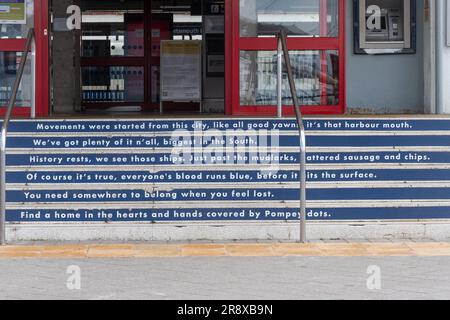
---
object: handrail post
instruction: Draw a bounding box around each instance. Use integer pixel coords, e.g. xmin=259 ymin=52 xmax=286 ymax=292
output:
xmin=0 ymin=28 xmax=35 ymax=246
xmin=299 ymin=127 xmax=307 ymax=243
xmin=31 ymin=35 xmax=36 ymax=119
xmin=278 ymin=30 xmax=307 ymax=243
xmin=277 ymin=36 xmax=283 ymax=118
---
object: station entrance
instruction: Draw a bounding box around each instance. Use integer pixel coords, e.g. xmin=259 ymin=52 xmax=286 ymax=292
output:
xmin=0 ymin=0 xmax=345 ymax=117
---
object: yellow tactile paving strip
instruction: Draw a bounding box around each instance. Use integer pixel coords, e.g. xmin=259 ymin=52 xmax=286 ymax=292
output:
xmin=1 ymin=242 xmax=450 ymax=259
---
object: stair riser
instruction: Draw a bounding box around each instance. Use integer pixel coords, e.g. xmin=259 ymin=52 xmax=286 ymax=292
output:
xmin=7 ymin=206 xmax=450 ymax=222
xmin=7 ymin=187 xmax=450 ymax=203
xmin=4 ymin=118 xmax=450 ymax=133
xmin=7 ymin=135 xmax=450 ymax=149
xmin=6 ymin=169 xmax=450 ymax=184
xmin=7 ymin=151 xmax=450 ymax=166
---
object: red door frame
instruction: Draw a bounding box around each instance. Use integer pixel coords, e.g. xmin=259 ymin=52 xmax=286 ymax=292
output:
xmin=0 ymin=0 xmax=49 ymax=117
xmin=36 ymin=0 xmax=49 ymax=117
xmin=79 ymin=3 xmax=174 ymax=111
xmin=225 ymin=0 xmax=346 ymax=116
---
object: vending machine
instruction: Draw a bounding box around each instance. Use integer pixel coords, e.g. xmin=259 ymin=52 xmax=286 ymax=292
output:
xmin=124 ymin=13 xmax=145 ymax=103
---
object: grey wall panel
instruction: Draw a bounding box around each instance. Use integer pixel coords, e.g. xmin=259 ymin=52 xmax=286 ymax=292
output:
xmin=345 ymin=0 xmax=424 ymax=114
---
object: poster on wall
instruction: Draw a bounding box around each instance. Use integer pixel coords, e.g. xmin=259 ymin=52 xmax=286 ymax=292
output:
xmin=0 ymin=0 xmax=27 ymax=24
xmin=160 ymin=40 xmax=202 ymax=102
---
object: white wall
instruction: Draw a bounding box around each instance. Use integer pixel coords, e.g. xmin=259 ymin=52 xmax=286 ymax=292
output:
xmin=436 ymin=0 xmax=450 ymax=114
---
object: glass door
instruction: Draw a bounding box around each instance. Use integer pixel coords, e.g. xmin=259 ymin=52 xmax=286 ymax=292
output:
xmin=80 ymin=0 xmax=148 ymax=111
xmin=0 ymin=0 xmax=49 ymax=117
xmin=229 ymin=0 xmax=345 ymax=116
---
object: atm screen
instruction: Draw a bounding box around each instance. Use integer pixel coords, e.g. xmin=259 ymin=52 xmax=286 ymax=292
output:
xmin=380 ymin=17 xmax=387 ymax=30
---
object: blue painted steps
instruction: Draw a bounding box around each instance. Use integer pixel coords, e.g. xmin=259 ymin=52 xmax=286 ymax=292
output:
xmin=3 ymin=117 xmax=450 ymax=223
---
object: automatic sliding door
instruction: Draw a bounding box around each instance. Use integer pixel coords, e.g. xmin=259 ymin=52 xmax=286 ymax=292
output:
xmin=80 ymin=0 xmax=146 ymax=111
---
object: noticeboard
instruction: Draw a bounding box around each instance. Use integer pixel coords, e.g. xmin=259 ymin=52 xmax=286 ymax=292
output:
xmin=354 ymin=0 xmax=416 ymax=55
xmin=0 ymin=0 xmax=26 ymax=24
xmin=160 ymin=40 xmax=202 ymax=102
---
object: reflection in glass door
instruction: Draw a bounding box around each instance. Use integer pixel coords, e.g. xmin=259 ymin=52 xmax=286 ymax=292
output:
xmin=80 ymin=0 xmax=147 ymax=111
xmin=230 ymin=0 xmax=345 ymax=116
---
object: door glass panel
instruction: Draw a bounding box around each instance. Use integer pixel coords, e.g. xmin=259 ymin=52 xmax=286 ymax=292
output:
xmin=81 ymin=0 xmax=145 ymax=57
xmin=0 ymin=0 xmax=34 ymax=39
xmin=240 ymin=50 xmax=339 ymax=106
xmin=0 ymin=51 xmax=31 ymax=106
xmin=240 ymin=0 xmax=339 ymax=37
xmin=81 ymin=66 xmax=144 ymax=102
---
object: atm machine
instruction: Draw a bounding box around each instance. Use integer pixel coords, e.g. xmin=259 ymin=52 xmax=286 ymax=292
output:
xmin=355 ymin=0 xmax=415 ymax=54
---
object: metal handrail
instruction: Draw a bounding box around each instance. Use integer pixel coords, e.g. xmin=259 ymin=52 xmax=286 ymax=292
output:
xmin=0 ymin=28 xmax=36 ymax=246
xmin=277 ymin=30 xmax=307 ymax=243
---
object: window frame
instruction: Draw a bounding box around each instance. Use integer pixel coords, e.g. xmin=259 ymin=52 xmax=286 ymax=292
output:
xmin=227 ymin=0 xmax=346 ymax=116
